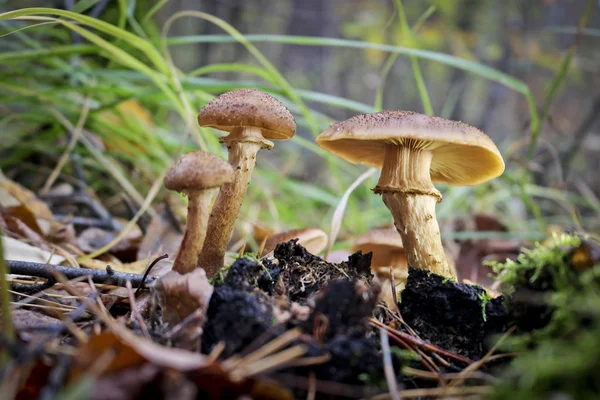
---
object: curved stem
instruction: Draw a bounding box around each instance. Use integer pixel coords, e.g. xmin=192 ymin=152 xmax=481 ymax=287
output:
xmin=197 ymin=140 xmax=263 ymax=277
xmin=382 ymin=192 xmax=454 ymax=278
xmin=172 ymin=191 xmax=211 ymax=274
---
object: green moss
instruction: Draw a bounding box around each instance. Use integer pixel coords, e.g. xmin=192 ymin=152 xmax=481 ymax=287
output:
xmin=491 ymin=234 xmax=600 ymax=400
xmin=477 ymin=291 xmax=492 ymax=322
xmin=487 ymin=233 xmax=582 ymax=294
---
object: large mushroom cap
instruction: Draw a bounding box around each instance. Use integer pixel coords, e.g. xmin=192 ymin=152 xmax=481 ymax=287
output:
xmin=260 ymin=228 xmax=328 ymax=257
xmin=197 ymin=89 xmax=296 ymax=140
xmin=316 ymin=110 xmax=505 ymax=185
xmin=351 ymin=228 xmax=405 ymax=268
xmin=165 ymin=151 xmax=234 ymax=191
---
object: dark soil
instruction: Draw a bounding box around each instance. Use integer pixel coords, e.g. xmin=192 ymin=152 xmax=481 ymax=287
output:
xmin=399 ymin=268 xmax=507 ymax=360
xmin=201 ymin=240 xmax=514 ymax=398
xmin=262 ymin=239 xmax=373 ymax=303
xmin=201 ymin=241 xmax=395 ymax=398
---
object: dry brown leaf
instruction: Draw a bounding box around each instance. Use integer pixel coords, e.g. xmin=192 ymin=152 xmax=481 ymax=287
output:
xmin=90 ymin=364 xmax=166 ymax=400
xmin=75 ymin=328 xmax=209 ymax=374
xmin=16 ymin=360 xmax=52 ymax=400
xmin=3 ymin=216 xmax=46 ymax=249
xmin=0 ymin=173 xmax=53 ymax=220
xmin=2 ymin=205 xmax=44 ymax=236
xmin=2 ymin=236 xmax=65 ymax=264
xmin=154 ymin=269 xmax=213 ymax=327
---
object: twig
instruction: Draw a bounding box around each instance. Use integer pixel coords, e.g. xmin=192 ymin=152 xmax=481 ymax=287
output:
xmin=53 ymin=215 xmax=117 ymax=230
xmin=126 ymin=280 xmax=150 ymax=339
xmin=271 ymin=373 xmax=368 ymax=398
xmin=135 ymin=254 xmax=168 ymax=294
xmin=379 ymin=327 xmax=401 ymax=400
xmin=6 ymin=260 xmax=157 ymax=288
xmin=231 ymin=345 xmax=307 ymax=381
xmin=370 ymin=385 xmax=491 ymax=399
xmin=403 ymin=366 xmax=497 ymax=383
xmin=224 ymin=328 xmax=302 ymax=371
xmin=370 ymin=319 xmax=473 ymax=365
xmin=306 ymin=372 xmax=316 ymax=400
xmin=41 ymin=96 xmax=91 ymax=194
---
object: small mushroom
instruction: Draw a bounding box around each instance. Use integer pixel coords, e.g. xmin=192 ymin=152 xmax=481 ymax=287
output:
xmin=260 ymin=228 xmax=328 ymax=257
xmin=351 ymin=228 xmax=408 ymax=307
xmin=317 ymin=111 xmax=504 ymax=278
xmin=164 ymin=151 xmax=234 ymax=274
xmin=196 ymin=89 xmax=296 ymax=277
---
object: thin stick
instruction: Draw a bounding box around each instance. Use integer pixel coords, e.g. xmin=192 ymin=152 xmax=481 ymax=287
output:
xmin=379 ymin=327 xmax=401 ymax=400
xmin=9 ymin=290 xmax=78 ymax=310
xmin=41 ymin=96 xmax=91 ymax=194
xmin=403 ymin=366 xmax=497 ymax=383
xmin=233 ymin=345 xmax=307 ymax=380
xmin=306 ymin=372 xmax=316 ymax=400
xmin=207 ymin=342 xmax=225 ymax=364
xmin=370 ymin=385 xmax=491 ymax=399
xmin=281 ymin=354 xmax=331 ymax=368
xmin=6 ymin=260 xmax=156 ymax=288
xmin=126 ymin=280 xmax=150 ymax=339
xmin=229 ymin=328 xmax=302 ymax=370
xmin=370 ymin=319 xmax=473 ymax=365
xmin=135 ymin=254 xmax=168 ymax=294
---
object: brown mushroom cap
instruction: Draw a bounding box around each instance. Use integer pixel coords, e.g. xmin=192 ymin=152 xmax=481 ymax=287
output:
xmin=197 ymin=89 xmax=296 ymax=141
xmin=351 ymin=228 xmax=405 ymax=267
xmin=316 ymin=110 xmax=505 ymax=186
xmin=164 ymin=151 xmax=234 ymax=191
xmin=261 ymin=228 xmax=328 ymax=256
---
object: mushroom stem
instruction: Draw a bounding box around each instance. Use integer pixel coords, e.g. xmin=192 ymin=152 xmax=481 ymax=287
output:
xmin=375 ymin=145 xmax=454 ymax=278
xmin=172 ymin=192 xmax=212 ymax=274
xmin=197 ymin=128 xmax=268 ymax=277
xmin=382 ymin=192 xmax=453 ymax=277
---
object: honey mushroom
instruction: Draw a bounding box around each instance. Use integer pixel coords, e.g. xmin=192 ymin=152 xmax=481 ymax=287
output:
xmin=352 ymin=228 xmax=408 ymax=307
xmin=164 ymin=151 xmax=233 ymax=274
xmin=317 ymin=111 xmax=504 ymax=278
xmin=259 ymin=228 xmax=328 ymax=257
xmin=196 ymin=89 xmax=296 ymax=277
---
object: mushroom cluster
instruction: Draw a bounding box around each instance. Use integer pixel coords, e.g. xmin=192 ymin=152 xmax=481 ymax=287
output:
xmin=196 ymin=89 xmax=296 ymax=278
xmin=164 ymin=151 xmax=234 ymax=274
xmin=159 ymin=90 xmax=504 ymax=317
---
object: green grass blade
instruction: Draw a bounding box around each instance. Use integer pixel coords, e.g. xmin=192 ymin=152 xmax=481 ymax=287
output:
xmin=142 ymin=0 xmax=170 ymax=23
xmin=0 ymin=8 xmax=169 ymax=75
xmin=528 ymin=0 xmax=595 ymax=159
xmin=0 ymin=44 xmax=96 ymax=62
xmin=70 ymin=0 xmax=101 ymax=14
xmin=395 ymin=0 xmax=433 ymax=115
xmin=165 ymin=34 xmax=540 ymax=138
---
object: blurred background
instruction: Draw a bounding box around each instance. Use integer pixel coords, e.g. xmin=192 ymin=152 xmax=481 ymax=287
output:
xmin=0 ymin=0 xmax=598 ymax=275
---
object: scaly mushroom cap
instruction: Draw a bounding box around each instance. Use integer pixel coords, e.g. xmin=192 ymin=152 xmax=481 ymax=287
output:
xmin=197 ymin=89 xmax=296 ymax=141
xmin=351 ymin=228 xmax=405 ymax=268
xmin=316 ymin=110 xmax=505 ymax=185
xmin=261 ymin=228 xmax=328 ymax=256
xmin=164 ymin=151 xmax=234 ymax=192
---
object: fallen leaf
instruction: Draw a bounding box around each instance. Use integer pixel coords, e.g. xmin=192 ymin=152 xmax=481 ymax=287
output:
xmin=2 ymin=205 xmax=44 ymax=236
xmin=16 ymin=361 xmax=52 ymax=400
xmin=2 ymin=236 xmax=65 ymax=264
xmin=0 ymin=173 xmax=53 ymax=220
xmin=154 ymin=269 xmax=213 ymax=329
xmin=74 ymin=325 xmax=209 ymax=378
